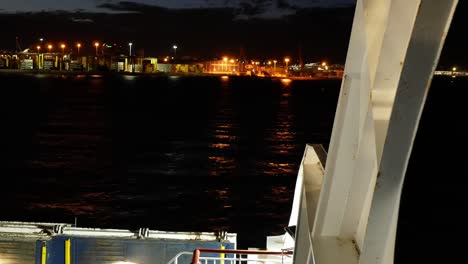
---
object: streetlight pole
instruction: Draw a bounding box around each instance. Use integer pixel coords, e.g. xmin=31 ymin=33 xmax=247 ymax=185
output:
xmin=173 ymin=45 xmax=177 ymax=59
xmin=273 ymin=60 xmax=277 ymax=72
xmin=77 ymin=43 xmax=81 ymax=57
xmin=76 ymin=43 xmax=81 ymax=66
xmin=94 ymin=42 xmax=99 ymax=56
xmin=39 ymin=38 xmax=44 ymax=69
xmin=39 ymin=38 xmax=44 ymax=66
xmin=36 ymin=46 xmax=41 ymax=70
xmin=128 ymin=43 xmax=134 ymax=73
xmin=284 ymin=58 xmax=290 ymax=75
xmin=46 ymin=45 xmax=52 ymax=70
xmin=60 ymin=44 xmax=66 ymax=71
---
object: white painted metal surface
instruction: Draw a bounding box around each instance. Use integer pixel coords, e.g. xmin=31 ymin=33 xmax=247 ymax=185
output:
xmin=287 ymin=0 xmax=459 ymax=263
xmin=0 ymin=221 xmax=236 ymax=243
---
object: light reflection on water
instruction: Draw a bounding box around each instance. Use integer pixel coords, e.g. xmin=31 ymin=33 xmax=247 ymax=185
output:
xmin=280 ymin=78 xmax=292 ymax=86
xmin=209 ymin=143 xmax=231 ymax=149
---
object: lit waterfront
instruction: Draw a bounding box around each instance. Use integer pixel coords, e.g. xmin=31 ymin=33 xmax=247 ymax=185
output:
xmin=0 ymin=39 xmax=345 ymax=78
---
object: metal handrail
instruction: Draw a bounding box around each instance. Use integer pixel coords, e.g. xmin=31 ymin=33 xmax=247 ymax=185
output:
xmin=167 ymin=249 xmax=293 ymax=264
xmin=198 ymin=256 xmax=291 ymax=263
xmin=191 ymin=248 xmax=293 ymax=264
xmin=166 ymin=251 xmax=193 ymax=264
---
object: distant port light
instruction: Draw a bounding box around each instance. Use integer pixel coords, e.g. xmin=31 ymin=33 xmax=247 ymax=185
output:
xmin=452 ymin=67 xmax=457 ymax=71
xmin=94 ymin=42 xmax=100 ymax=56
xmin=284 ymin=58 xmax=290 ymax=73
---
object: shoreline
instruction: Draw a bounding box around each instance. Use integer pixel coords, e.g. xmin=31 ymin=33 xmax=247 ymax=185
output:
xmin=0 ymin=69 xmax=342 ymax=80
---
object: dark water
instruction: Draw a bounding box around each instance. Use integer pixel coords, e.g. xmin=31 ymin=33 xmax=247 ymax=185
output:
xmin=396 ymin=76 xmax=465 ymax=262
xmin=0 ymin=73 xmax=465 ymax=262
xmin=0 ymin=73 xmax=339 ymax=247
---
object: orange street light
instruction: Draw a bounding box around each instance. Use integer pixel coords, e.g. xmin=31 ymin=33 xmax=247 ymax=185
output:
xmin=47 ymin=44 xmax=53 ymax=53
xmin=77 ymin=43 xmax=81 ymax=56
xmin=36 ymin=46 xmax=41 ymax=53
xmin=284 ymin=58 xmax=290 ymax=73
xmin=94 ymin=42 xmax=99 ymax=56
xmin=60 ymin=44 xmax=66 ymax=54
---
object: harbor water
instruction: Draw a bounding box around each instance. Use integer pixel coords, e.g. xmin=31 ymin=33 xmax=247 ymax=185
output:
xmin=0 ymin=73 xmax=464 ymax=262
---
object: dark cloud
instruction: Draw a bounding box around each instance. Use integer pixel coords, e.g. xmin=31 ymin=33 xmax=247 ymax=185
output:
xmin=276 ymin=0 xmax=294 ymax=9
xmin=98 ymin=1 xmax=294 ymax=18
xmin=0 ymin=0 xmax=356 ymax=13
xmin=238 ymin=1 xmax=268 ymax=16
xmin=97 ymin=1 xmax=168 ymax=12
xmin=70 ymin=18 xmax=95 ymax=23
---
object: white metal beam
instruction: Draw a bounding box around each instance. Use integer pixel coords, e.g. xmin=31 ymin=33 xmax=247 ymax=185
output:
xmin=289 ymin=0 xmax=459 ymax=263
xmin=361 ymin=1 xmax=459 ymax=263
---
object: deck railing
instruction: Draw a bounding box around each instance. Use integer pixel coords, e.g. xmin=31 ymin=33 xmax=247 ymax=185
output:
xmin=167 ymin=248 xmax=293 ymax=264
xmin=192 ymin=248 xmax=293 ymax=264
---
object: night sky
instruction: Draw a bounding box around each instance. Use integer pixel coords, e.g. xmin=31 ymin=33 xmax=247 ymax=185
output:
xmin=1 ymin=0 xmax=355 ymax=13
xmin=0 ymin=0 xmax=466 ymax=67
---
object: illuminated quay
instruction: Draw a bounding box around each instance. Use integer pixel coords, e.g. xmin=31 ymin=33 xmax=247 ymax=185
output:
xmin=0 ymin=40 xmax=344 ymax=79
